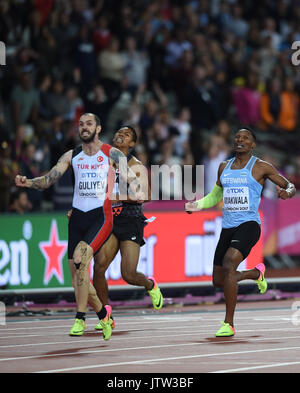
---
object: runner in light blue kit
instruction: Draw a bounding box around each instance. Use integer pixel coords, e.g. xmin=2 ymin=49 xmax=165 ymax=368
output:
xmin=185 ymin=127 xmax=296 ymax=337
xmin=221 ymin=155 xmax=262 ymax=229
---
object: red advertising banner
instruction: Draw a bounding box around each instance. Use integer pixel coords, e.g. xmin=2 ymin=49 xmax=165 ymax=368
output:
xmin=104 ymin=211 xmax=263 ymax=286
xmin=277 ymin=198 xmax=300 ymax=255
xmin=260 ymin=196 xmax=300 ymax=256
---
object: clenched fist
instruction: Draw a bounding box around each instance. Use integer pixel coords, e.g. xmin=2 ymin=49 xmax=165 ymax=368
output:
xmin=276 ymin=185 xmax=290 ymax=200
xmin=15 ymin=175 xmax=29 ymax=187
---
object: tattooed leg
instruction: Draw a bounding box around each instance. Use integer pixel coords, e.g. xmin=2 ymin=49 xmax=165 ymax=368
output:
xmin=73 ymin=241 xmax=94 ymax=313
xmin=68 ymin=259 xmax=102 ymax=312
xmin=87 ymin=283 xmax=103 ymax=312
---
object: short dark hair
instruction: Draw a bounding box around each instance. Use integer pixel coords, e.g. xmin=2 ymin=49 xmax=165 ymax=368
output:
xmin=119 ymin=125 xmax=137 ymax=143
xmin=93 ymin=114 xmax=101 ymax=127
xmin=81 ymin=113 xmax=101 ymax=126
xmin=238 ymin=126 xmax=257 ymax=142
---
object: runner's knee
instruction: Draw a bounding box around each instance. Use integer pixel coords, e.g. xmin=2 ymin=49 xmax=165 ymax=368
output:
xmin=223 ymin=256 xmax=236 ymax=275
xmin=93 ymin=259 xmax=107 ymax=276
xmin=73 ymin=241 xmax=92 ymax=266
xmin=213 ymin=275 xmax=224 ymax=288
xmin=121 ymin=265 xmax=137 ymax=284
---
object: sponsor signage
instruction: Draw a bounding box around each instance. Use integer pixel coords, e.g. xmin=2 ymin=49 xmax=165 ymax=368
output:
xmin=0 ymin=212 xmax=263 ymax=290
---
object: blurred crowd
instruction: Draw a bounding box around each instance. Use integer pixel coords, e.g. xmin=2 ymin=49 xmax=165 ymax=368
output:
xmin=1 ymin=0 xmax=300 ymax=213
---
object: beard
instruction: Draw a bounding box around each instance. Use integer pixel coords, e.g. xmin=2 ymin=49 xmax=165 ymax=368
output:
xmin=79 ymin=128 xmax=97 ymax=143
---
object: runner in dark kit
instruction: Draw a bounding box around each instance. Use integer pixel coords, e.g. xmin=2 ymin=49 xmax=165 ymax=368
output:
xmin=93 ymin=126 xmax=163 ymax=331
xmin=185 ymin=127 xmax=296 ymax=337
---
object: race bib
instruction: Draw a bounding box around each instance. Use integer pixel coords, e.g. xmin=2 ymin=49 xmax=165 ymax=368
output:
xmin=223 ymin=186 xmax=250 ymax=211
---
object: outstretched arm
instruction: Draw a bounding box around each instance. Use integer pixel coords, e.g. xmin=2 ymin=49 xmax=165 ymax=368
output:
xmin=185 ymin=161 xmax=226 ymax=213
xmin=185 ymin=183 xmax=223 ymax=212
xmin=15 ymin=150 xmax=72 ymax=190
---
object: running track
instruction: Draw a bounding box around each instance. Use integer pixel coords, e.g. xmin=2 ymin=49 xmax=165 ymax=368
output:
xmin=1 ymin=299 xmax=300 ymax=374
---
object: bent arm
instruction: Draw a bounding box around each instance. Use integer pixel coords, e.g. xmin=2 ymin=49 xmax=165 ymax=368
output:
xmin=109 ymin=147 xmax=143 ymax=201
xmin=126 ymin=158 xmax=151 ymax=203
xmin=15 ymin=150 xmax=72 ymax=190
xmin=263 ymin=162 xmax=296 ymax=199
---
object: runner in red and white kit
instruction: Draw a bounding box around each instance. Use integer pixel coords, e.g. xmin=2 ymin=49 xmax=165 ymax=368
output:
xmin=15 ymin=113 xmax=143 ymax=340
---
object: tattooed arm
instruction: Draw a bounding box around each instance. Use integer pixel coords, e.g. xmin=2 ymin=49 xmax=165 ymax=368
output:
xmin=15 ymin=150 xmax=72 ymax=190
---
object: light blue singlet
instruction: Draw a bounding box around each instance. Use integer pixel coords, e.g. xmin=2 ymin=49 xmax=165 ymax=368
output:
xmin=220 ymin=155 xmax=263 ymax=229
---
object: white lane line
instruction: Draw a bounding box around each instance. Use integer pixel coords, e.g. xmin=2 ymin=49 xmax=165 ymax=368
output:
xmin=211 ymin=361 xmax=300 ymax=373
xmin=3 ymin=308 xmax=293 ymax=326
xmin=1 ymin=333 xmax=300 ymax=364
xmin=0 ymin=318 xmax=206 ymax=331
xmin=0 ymin=317 xmax=293 ymax=333
xmin=2 ymin=324 xmax=298 ymax=350
xmin=36 ymin=345 xmax=300 ymax=373
xmin=0 ymin=331 xmax=202 ymax=349
xmin=0 ymin=325 xmax=299 ymax=349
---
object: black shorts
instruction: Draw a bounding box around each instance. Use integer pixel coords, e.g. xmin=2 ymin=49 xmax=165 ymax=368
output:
xmin=113 ymin=215 xmax=146 ymax=246
xmin=213 ymin=221 xmax=261 ymax=266
xmin=68 ymin=207 xmax=113 ymax=259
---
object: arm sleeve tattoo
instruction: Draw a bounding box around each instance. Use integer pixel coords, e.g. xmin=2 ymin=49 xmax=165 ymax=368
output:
xmin=30 ymin=152 xmax=70 ymax=190
xmin=30 ymin=168 xmax=62 ymax=190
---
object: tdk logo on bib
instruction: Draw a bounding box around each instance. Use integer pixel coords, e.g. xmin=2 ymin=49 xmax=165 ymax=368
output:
xmin=223 ymin=187 xmax=250 ymax=211
xmin=228 ymin=188 xmax=245 ymax=194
